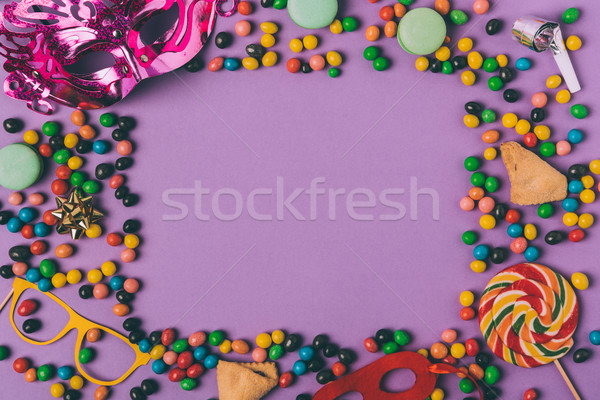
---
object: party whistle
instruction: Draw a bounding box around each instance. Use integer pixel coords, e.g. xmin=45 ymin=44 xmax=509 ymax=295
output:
xmin=512 ymin=16 xmax=581 ymax=93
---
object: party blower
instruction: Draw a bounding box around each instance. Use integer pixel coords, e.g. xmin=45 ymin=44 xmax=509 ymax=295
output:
xmin=512 ymin=16 xmax=581 ymax=93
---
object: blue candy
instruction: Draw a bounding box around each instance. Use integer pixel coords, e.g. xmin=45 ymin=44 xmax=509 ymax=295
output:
xmin=568 ymin=129 xmax=584 ymax=144
xmin=93 ymin=140 xmax=110 ymax=154
xmin=292 ymin=360 xmax=308 ymax=376
xmin=204 ymin=354 xmax=219 ymax=369
xmin=138 ymin=339 xmax=151 ymax=353
xmin=524 ymin=246 xmax=539 ymax=262
xmin=568 ymin=180 xmax=584 ymax=194
xmin=507 ymin=223 xmax=523 ymax=238
xmin=109 ymin=276 xmax=125 ymax=291
xmin=37 ymin=278 xmax=52 ymax=292
xmin=18 ymin=207 xmax=36 ymax=223
xmin=590 ymin=330 xmax=600 ymax=346
xmin=515 ymin=57 xmax=532 ymax=71
xmin=562 ymin=198 xmax=579 ymax=212
xmin=26 ymin=268 xmax=42 ymax=283
xmin=7 ymin=217 xmax=23 ymax=233
xmin=298 ymin=346 xmax=315 ymax=361
xmin=194 ymin=346 xmax=208 ymax=361
xmin=473 ymin=244 xmax=490 ymax=260
xmin=57 ymin=366 xmax=75 ymax=380
xmin=34 ymin=222 xmax=51 ymax=237
xmin=152 ymin=359 xmax=168 ymax=374
xmin=224 ymin=58 xmax=241 ymax=71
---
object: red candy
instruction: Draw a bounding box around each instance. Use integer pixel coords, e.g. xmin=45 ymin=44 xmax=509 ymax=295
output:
xmin=569 ymin=229 xmax=585 ymax=242
xmin=51 ymin=179 xmax=69 ymax=196
xmin=363 ymin=337 xmax=378 ymax=353
xmin=177 ymin=351 xmax=194 ymax=369
xmin=208 ymin=57 xmax=224 ymax=72
xmin=109 ymin=175 xmax=124 ymax=189
xmin=13 ymin=357 xmax=29 ymax=373
xmin=56 ymin=165 xmax=72 ymax=180
xmin=465 ymin=338 xmax=480 ymax=357
xmin=43 ymin=210 xmax=58 ymax=225
xmin=237 ymin=1 xmax=252 ymax=15
xmin=441 ymin=355 xmax=457 ymax=365
xmin=186 ymin=363 xmax=204 ymax=379
xmin=30 ymin=240 xmax=47 ymax=255
xmin=287 ymin=58 xmax=301 ymax=73
xmin=162 ymin=328 xmax=176 ymax=346
xmin=524 ymin=388 xmax=538 ymax=400
xmin=379 ymin=5 xmax=394 ymax=21
xmin=279 ymin=371 xmax=294 ymax=388
xmin=168 ymin=368 xmax=186 ymax=382
xmin=17 ymin=299 xmax=38 ymax=316
xmin=332 ymin=361 xmax=347 ymax=377
xmin=523 ymin=132 xmax=538 ymax=148
xmin=505 ymin=209 xmax=521 ymax=223
xmin=21 ymin=225 xmax=34 ymax=239
xmin=510 ymin=237 xmax=528 ymax=254
xmin=38 ymin=144 xmax=52 ymax=158
xmin=460 ymin=306 xmax=476 ymax=321
xmin=106 ymin=233 xmax=122 ymax=247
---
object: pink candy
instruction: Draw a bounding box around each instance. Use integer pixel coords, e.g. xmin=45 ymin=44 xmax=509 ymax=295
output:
xmin=531 ymin=92 xmax=548 ymax=108
xmin=163 ymin=351 xmax=178 ymax=365
xmin=12 ymin=262 xmax=28 ymax=276
xmin=478 ymin=197 xmax=495 ymax=213
xmin=124 ymin=278 xmax=140 ymax=293
xmin=8 ymin=192 xmax=23 ymax=205
xmin=93 ymin=283 xmax=109 ymax=299
xmin=117 ymin=140 xmax=133 ymax=156
xmin=309 ymin=55 xmax=326 ymax=71
xmin=556 ymin=140 xmax=571 ymax=156
xmin=473 ymin=0 xmax=489 ymax=15
xmin=510 ymin=237 xmax=528 ymax=254
xmin=28 ymin=193 xmax=45 ymax=206
xmin=460 ymin=196 xmax=475 ymax=211
xmin=441 ymin=329 xmax=458 ymax=343
xmin=188 ymin=331 xmax=207 ymax=347
xmin=252 ymin=348 xmax=267 ymax=363
xmin=235 ymin=20 xmax=252 ymax=37
xmin=121 ymin=248 xmax=136 ymax=263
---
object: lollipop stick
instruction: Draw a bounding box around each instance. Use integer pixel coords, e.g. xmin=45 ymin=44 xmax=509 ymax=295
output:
xmin=0 ymin=288 xmax=14 ymax=313
xmin=554 ymin=359 xmax=582 ymax=400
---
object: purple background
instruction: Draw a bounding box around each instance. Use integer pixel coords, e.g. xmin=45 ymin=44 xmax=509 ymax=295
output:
xmin=0 ymin=0 xmax=599 ymax=398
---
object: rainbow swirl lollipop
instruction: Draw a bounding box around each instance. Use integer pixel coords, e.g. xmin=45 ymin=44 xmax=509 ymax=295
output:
xmin=479 ymin=263 xmax=579 ymax=368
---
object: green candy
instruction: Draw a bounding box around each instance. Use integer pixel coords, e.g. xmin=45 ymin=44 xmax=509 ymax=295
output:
xmin=82 ymin=180 xmax=101 ymax=194
xmin=173 ymin=339 xmax=189 ymax=353
xmin=393 ymin=330 xmax=410 ymax=346
xmin=562 ymin=8 xmax=579 ymax=24
xmin=539 ymin=142 xmax=556 ymax=157
xmin=373 ymin=57 xmax=389 ymax=71
xmin=0 ymin=143 xmax=43 ymax=190
xmin=462 ymin=231 xmax=478 ymax=245
xmin=464 ymin=156 xmax=479 ymax=172
xmin=0 ymin=345 xmax=10 ymax=361
xmin=537 ymin=203 xmax=553 ymax=219
xmin=398 ymin=0 xmax=414 ymax=4
xmin=363 ymin=46 xmax=380 ymax=61
xmin=382 ymin=341 xmax=399 ymax=355
xmin=180 ymin=378 xmax=197 ymax=391
xmin=287 ymin=0 xmax=338 ymax=29
xmin=481 ymin=109 xmax=496 ymax=123
xmin=71 ymin=171 xmax=86 ymax=187
xmin=42 ymin=121 xmax=60 ymax=137
xmin=442 ymin=61 xmax=453 ymax=75
xmin=208 ymin=330 xmax=225 ymax=346
xmin=398 ymin=8 xmax=446 ymax=55
xmin=269 ymin=344 xmax=284 ymax=360
xmin=37 ymin=364 xmax=55 ymax=381
xmin=488 ymin=76 xmax=503 ymax=91
xmin=485 ymin=176 xmax=499 ymax=193
xmin=570 ymin=104 xmax=588 ymax=119
xmin=342 ymin=16 xmax=359 ymax=32
xmin=482 ymin=58 xmax=499 ymax=73
xmin=484 ymin=365 xmax=500 ymax=385
xmin=39 ymin=259 xmax=57 ymax=278
xmin=459 ymin=377 xmax=476 ymax=393
xmin=273 ymin=0 xmax=287 ymax=9
xmin=53 ymin=149 xmax=70 ymax=165
xmin=328 ymin=68 xmax=341 ymax=78
xmin=99 ymin=113 xmax=117 ymax=128
xmin=450 ymin=10 xmax=469 ymax=25
xmin=79 ymin=348 xmax=94 ymax=364
xmin=471 ymin=172 xmax=486 ymax=187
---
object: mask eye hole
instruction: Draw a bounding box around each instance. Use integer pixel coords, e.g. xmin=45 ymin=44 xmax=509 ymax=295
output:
xmin=139 ymin=2 xmax=180 ymax=46
xmin=63 ymin=51 xmax=116 ymax=76
xmin=381 ymin=368 xmax=417 ymax=393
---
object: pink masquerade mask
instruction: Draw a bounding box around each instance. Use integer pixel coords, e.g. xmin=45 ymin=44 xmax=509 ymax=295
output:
xmin=0 ymin=0 xmax=237 ymax=114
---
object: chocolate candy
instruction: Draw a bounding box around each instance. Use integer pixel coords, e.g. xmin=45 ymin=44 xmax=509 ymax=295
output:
xmin=123 ymin=317 xmax=141 ymax=331
xmin=141 ymin=379 xmax=158 ymax=395
xmin=573 ymin=348 xmax=591 ymax=363
xmin=129 ymin=330 xmax=145 ymax=344
xmin=79 ymin=285 xmax=93 ymax=299
xmin=283 ymin=334 xmax=301 ymax=352
xmin=465 ymin=101 xmax=483 ymax=115
xmin=3 ymin=118 xmax=23 ymax=133
xmin=23 ymin=318 xmax=41 ymax=333
xmin=9 ymin=245 xmax=32 ymax=262
xmin=313 ymin=334 xmax=329 ymax=350
xmin=246 ymin=44 xmax=267 ymax=59
xmin=503 ymin=89 xmax=519 ymax=103
xmin=485 ymin=19 xmax=502 ymax=35
xmin=95 ymin=163 xmax=114 ymax=180
xmin=490 ymin=247 xmax=507 ymax=264
xmin=323 ymin=343 xmax=338 ymax=358
xmin=545 ymin=231 xmax=565 ymax=245
xmin=115 ymin=157 xmax=134 ymax=171
xmin=307 ymin=357 xmax=324 ymax=372
xmin=184 ymin=58 xmax=203 ymax=73
xmin=316 ymin=369 xmax=335 ymax=385
xmin=531 ymin=108 xmax=545 ymax=123
xmin=215 ymin=32 xmax=233 ymax=49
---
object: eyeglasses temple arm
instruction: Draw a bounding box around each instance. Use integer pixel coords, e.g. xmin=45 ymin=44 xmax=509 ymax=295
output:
xmin=0 ymin=288 xmax=14 ymax=313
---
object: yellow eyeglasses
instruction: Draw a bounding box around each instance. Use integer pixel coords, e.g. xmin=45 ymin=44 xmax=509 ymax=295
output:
xmin=2 ymin=277 xmax=151 ymax=386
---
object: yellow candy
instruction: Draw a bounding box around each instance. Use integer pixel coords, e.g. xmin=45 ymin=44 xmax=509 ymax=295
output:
xmin=556 ymin=89 xmax=571 ymax=104
xmin=467 ymin=51 xmax=483 ymax=69
xmin=101 ymin=261 xmax=117 ymax=276
xmin=417 ymin=348 xmax=429 ymax=358
xmin=457 ymin=38 xmax=473 ymax=52
xmin=330 ymin=19 xmax=343 ymax=34
xmin=461 ymin=70 xmax=476 ymax=86
xmin=450 ymin=343 xmax=466 ymax=359
xmin=496 ymin=54 xmax=508 ymax=67
xmin=256 ymin=332 xmax=272 ymax=348
xmin=502 ymin=113 xmax=518 ymax=128
xmin=272 ymin=330 xmax=285 ymax=345
xmin=435 ymin=46 xmax=451 ymax=61
xmin=67 ymin=156 xmax=83 ymax=170
xmin=571 ymin=272 xmax=589 ymax=290
xmin=415 ymin=56 xmax=429 ymax=72
xmin=85 ymin=223 xmax=102 ymax=238
xmin=51 ymin=383 xmax=65 ymax=398
xmin=515 ymin=119 xmax=531 ymax=135
xmin=261 ymin=33 xmax=276 ymax=48
xmin=87 ymin=269 xmax=103 ymax=284
xmin=66 ymin=269 xmax=82 ymax=284
xmin=459 ymin=291 xmax=474 ymax=307
xmin=480 ymin=215 xmax=496 ymax=230
xmin=471 ymin=260 xmax=487 ymax=273
xmin=289 ymin=38 xmax=303 ymax=53
xmin=23 ymin=130 xmax=39 ymax=145
xmin=580 ymin=189 xmax=595 ymax=203
xmin=546 ymin=74 xmax=562 ymax=89
xmin=563 ymin=212 xmax=579 ymax=227
xmin=524 ymin=224 xmax=537 ymax=240
xmin=430 ymin=388 xmax=445 ymax=400
xmin=589 ymin=159 xmax=600 ymax=175
xmin=242 ymin=57 xmax=259 ymax=70
xmin=124 ymin=234 xmax=140 ymax=249
xmin=260 ymin=22 xmax=278 ymax=34
xmin=51 ymin=273 xmax=67 ymax=288
xmin=303 ymin=35 xmax=318 ymax=50
xmin=64 ymin=133 xmax=79 ymax=148
xmin=150 ymin=344 xmax=166 ymax=360
xmin=578 ymin=213 xmax=594 ymax=229
xmin=220 ymin=339 xmax=232 ymax=354
xmin=566 ymin=35 xmax=582 ymax=51
xmin=262 ymin=51 xmax=278 ymax=67
xmin=70 ymin=376 xmax=84 ymax=390
xmin=581 ymin=175 xmax=594 ymax=189
xmin=464 ymin=114 xmax=480 ymax=128
xmin=534 ymin=125 xmax=551 ymax=140
xmin=326 ymin=51 xmax=343 ymax=67
xmin=483 ymin=147 xmax=497 ymax=161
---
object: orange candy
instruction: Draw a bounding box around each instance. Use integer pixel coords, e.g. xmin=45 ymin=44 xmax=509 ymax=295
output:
xmin=86 ymin=328 xmax=102 ymax=343
xmin=469 ymin=187 xmax=485 ymax=201
xmin=79 ymin=125 xmax=96 ymax=140
xmin=55 ymin=244 xmax=74 ymax=258
xmin=394 ymin=3 xmax=406 ymax=17
xmin=430 ymin=342 xmax=448 ymax=359
xmin=95 ymin=386 xmax=109 ymax=400
xmin=24 ymin=368 xmax=37 ymax=382
xmin=365 ymin=25 xmax=380 ymax=41
xmin=71 ymin=110 xmax=86 ymax=126
xmin=232 ymin=339 xmax=250 ymax=354
xmin=384 ymin=21 xmax=398 ymax=38
xmin=435 ymin=0 xmax=450 ymax=15
xmin=113 ymin=304 xmax=130 ymax=317
xmin=237 ymin=1 xmax=252 ymax=15
xmin=482 ymin=129 xmax=500 ymax=144
xmin=208 ymin=57 xmax=224 ymax=72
